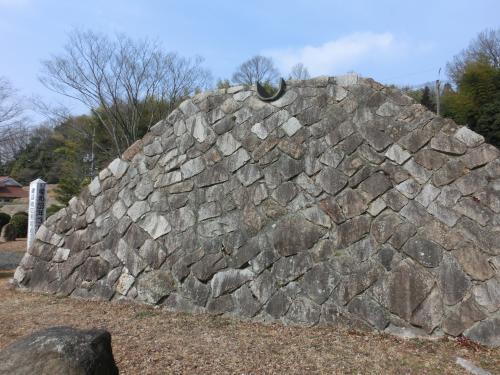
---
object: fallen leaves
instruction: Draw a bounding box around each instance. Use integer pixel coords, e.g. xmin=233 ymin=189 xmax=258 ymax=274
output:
xmin=0 ymin=278 xmax=498 ymax=375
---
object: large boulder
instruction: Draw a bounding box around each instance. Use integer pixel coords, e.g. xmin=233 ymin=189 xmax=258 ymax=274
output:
xmin=0 ymin=326 xmax=119 ymax=375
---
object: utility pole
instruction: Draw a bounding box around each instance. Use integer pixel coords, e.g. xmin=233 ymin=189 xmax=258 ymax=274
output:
xmin=90 ymin=126 xmax=96 ymax=177
xmin=436 ymin=68 xmax=441 ymax=116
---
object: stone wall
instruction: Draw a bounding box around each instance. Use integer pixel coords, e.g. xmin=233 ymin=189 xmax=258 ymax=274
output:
xmin=13 ymin=75 xmax=500 ymax=347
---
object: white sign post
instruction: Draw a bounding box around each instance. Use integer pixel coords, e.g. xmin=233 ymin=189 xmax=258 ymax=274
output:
xmin=27 ymin=178 xmax=47 ymax=249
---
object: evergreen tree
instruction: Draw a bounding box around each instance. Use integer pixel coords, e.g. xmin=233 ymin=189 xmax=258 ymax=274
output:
xmin=442 ymin=61 xmax=500 ymax=146
xmin=420 ymin=86 xmax=435 ymax=112
xmin=54 ymin=175 xmax=90 ymax=205
xmin=216 ymin=79 xmax=231 ymax=89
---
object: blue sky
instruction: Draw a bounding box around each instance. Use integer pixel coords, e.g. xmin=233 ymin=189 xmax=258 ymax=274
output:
xmin=0 ymin=0 xmax=499 ymax=118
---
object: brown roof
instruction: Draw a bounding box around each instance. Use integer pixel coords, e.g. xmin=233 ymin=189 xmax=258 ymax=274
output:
xmin=0 ymin=185 xmax=29 ymax=199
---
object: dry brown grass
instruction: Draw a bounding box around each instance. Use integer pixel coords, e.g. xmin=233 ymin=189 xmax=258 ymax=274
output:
xmin=0 ymin=276 xmax=498 ymax=374
xmin=0 ymin=238 xmax=27 ymax=253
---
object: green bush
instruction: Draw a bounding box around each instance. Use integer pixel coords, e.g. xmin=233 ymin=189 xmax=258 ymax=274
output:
xmin=0 ymin=212 xmax=11 ymax=232
xmin=10 ymin=213 xmax=28 ymax=238
xmin=47 ymin=204 xmax=64 ymax=218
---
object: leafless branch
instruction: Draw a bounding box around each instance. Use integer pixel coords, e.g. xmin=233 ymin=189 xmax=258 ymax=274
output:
xmin=0 ymin=77 xmax=30 ymax=166
xmin=289 ymin=63 xmax=311 ymax=80
xmin=446 ymin=28 xmax=500 ymax=84
xmin=232 ymin=55 xmax=280 ymax=86
xmin=0 ymin=77 xmax=26 ymax=128
xmin=39 ymin=29 xmax=212 ymax=157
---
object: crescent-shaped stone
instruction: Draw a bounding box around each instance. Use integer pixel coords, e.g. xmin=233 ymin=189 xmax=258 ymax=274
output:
xmin=256 ymin=78 xmax=286 ymax=102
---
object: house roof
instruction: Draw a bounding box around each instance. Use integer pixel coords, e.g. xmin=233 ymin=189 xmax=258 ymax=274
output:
xmin=0 ymin=185 xmax=29 ymax=199
xmin=0 ymin=176 xmax=28 ymax=199
xmin=0 ymin=176 xmax=23 ymax=188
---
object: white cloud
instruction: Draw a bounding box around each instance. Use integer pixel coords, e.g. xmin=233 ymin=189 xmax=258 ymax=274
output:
xmin=265 ymin=32 xmax=408 ymax=77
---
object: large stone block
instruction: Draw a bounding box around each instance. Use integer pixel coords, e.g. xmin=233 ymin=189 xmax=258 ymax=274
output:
xmin=300 ymin=263 xmax=339 ymax=305
xmin=265 ymin=290 xmax=291 ymax=319
xmin=273 ymin=215 xmax=325 ymax=256
xmin=232 ymin=285 xmax=261 ymax=318
xmin=210 ymin=269 xmax=254 ymax=298
xmin=454 ymin=244 xmax=495 ymax=281
xmin=472 ymin=277 xmax=500 ymax=313
xmin=358 ymin=172 xmax=392 ymax=202
xmin=464 ymin=318 xmax=500 ymax=347
xmin=454 ymin=126 xmax=484 ymax=147
xmin=285 ymin=296 xmax=321 ymax=325
xmin=438 ymin=254 xmax=472 ymax=306
xmin=398 ymin=127 xmax=434 ymax=153
xmin=137 ymin=270 xmax=176 ymax=304
xmin=411 ymin=287 xmax=443 ymax=334
xmin=461 ymin=144 xmax=499 ymax=169
xmin=336 ymin=215 xmax=371 ymax=249
xmin=402 ymin=237 xmax=443 ymax=268
xmin=271 ymin=253 xmax=313 ymax=285
xmin=432 ymin=160 xmax=468 ymax=187
xmin=335 ymin=260 xmax=383 ymax=305
xmin=442 ymin=296 xmax=486 ymax=336
xmin=191 ymin=253 xmax=226 ymax=281
xmin=372 ymin=259 xmax=434 ymax=320
xmin=348 ymin=295 xmax=390 ymax=330
xmin=414 ymin=149 xmax=446 ymax=170
xmin=316 ymin=167 xmax=348 ymax=196
xmin=371 ymin=212 xmax=402 ymax=243
xmin=430 ymin=132 xmax=467 ymax=155
xmin=337 ymin=188 xmax=368 ymax=218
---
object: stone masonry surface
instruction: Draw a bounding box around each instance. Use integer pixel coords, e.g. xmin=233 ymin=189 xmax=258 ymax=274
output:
xmin=13 ymin=74 xmax=500 ymax=347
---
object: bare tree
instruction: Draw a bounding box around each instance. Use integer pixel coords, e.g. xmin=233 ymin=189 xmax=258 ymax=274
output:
xmin=447 ymin=28 xmax=500 ymax=84
xmin=231 ymin=55 xmax=280 ymax=86
xmin=289 ymin=63 xmax=311 ymax=80
xmin=0 ymin=77 xmax=24 ymax=128
xmin=0 ymin=125 xmax=30 ymax=168
xmin=39 ymin=29 xmax=212 ymax=157
xmin=0 ymin=77 xmax=30 ymax=167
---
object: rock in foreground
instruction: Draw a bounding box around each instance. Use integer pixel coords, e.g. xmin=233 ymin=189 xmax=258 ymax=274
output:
xmin=0 ymin=326 xmax=119 ymax=375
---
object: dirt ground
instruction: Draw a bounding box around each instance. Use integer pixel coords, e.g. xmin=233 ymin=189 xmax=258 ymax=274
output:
xmin=0 ymin=238 xmax=27 ymax=253
xmin=0 ymin=239 xmax=26 ymax=271
xmin=0 ymin=276 xmax=498 ymax=374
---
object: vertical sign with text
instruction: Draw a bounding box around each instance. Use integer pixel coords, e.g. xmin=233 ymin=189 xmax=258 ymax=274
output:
xmin=27 ymin=179 xmax=47 ymax=249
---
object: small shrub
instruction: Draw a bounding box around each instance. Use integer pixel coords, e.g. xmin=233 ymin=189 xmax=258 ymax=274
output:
xmin=260 ymin=81 xmax=279 ymax=96
xmin=14 ymin=211 xmax=28 ymax=222
xmin=10 ymin=213 xmax=28 ymax=238
xmin=0 ymin=212 xmax=11 ymax=231
xmin=47 ymin=204 xmax=64 ymax=218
